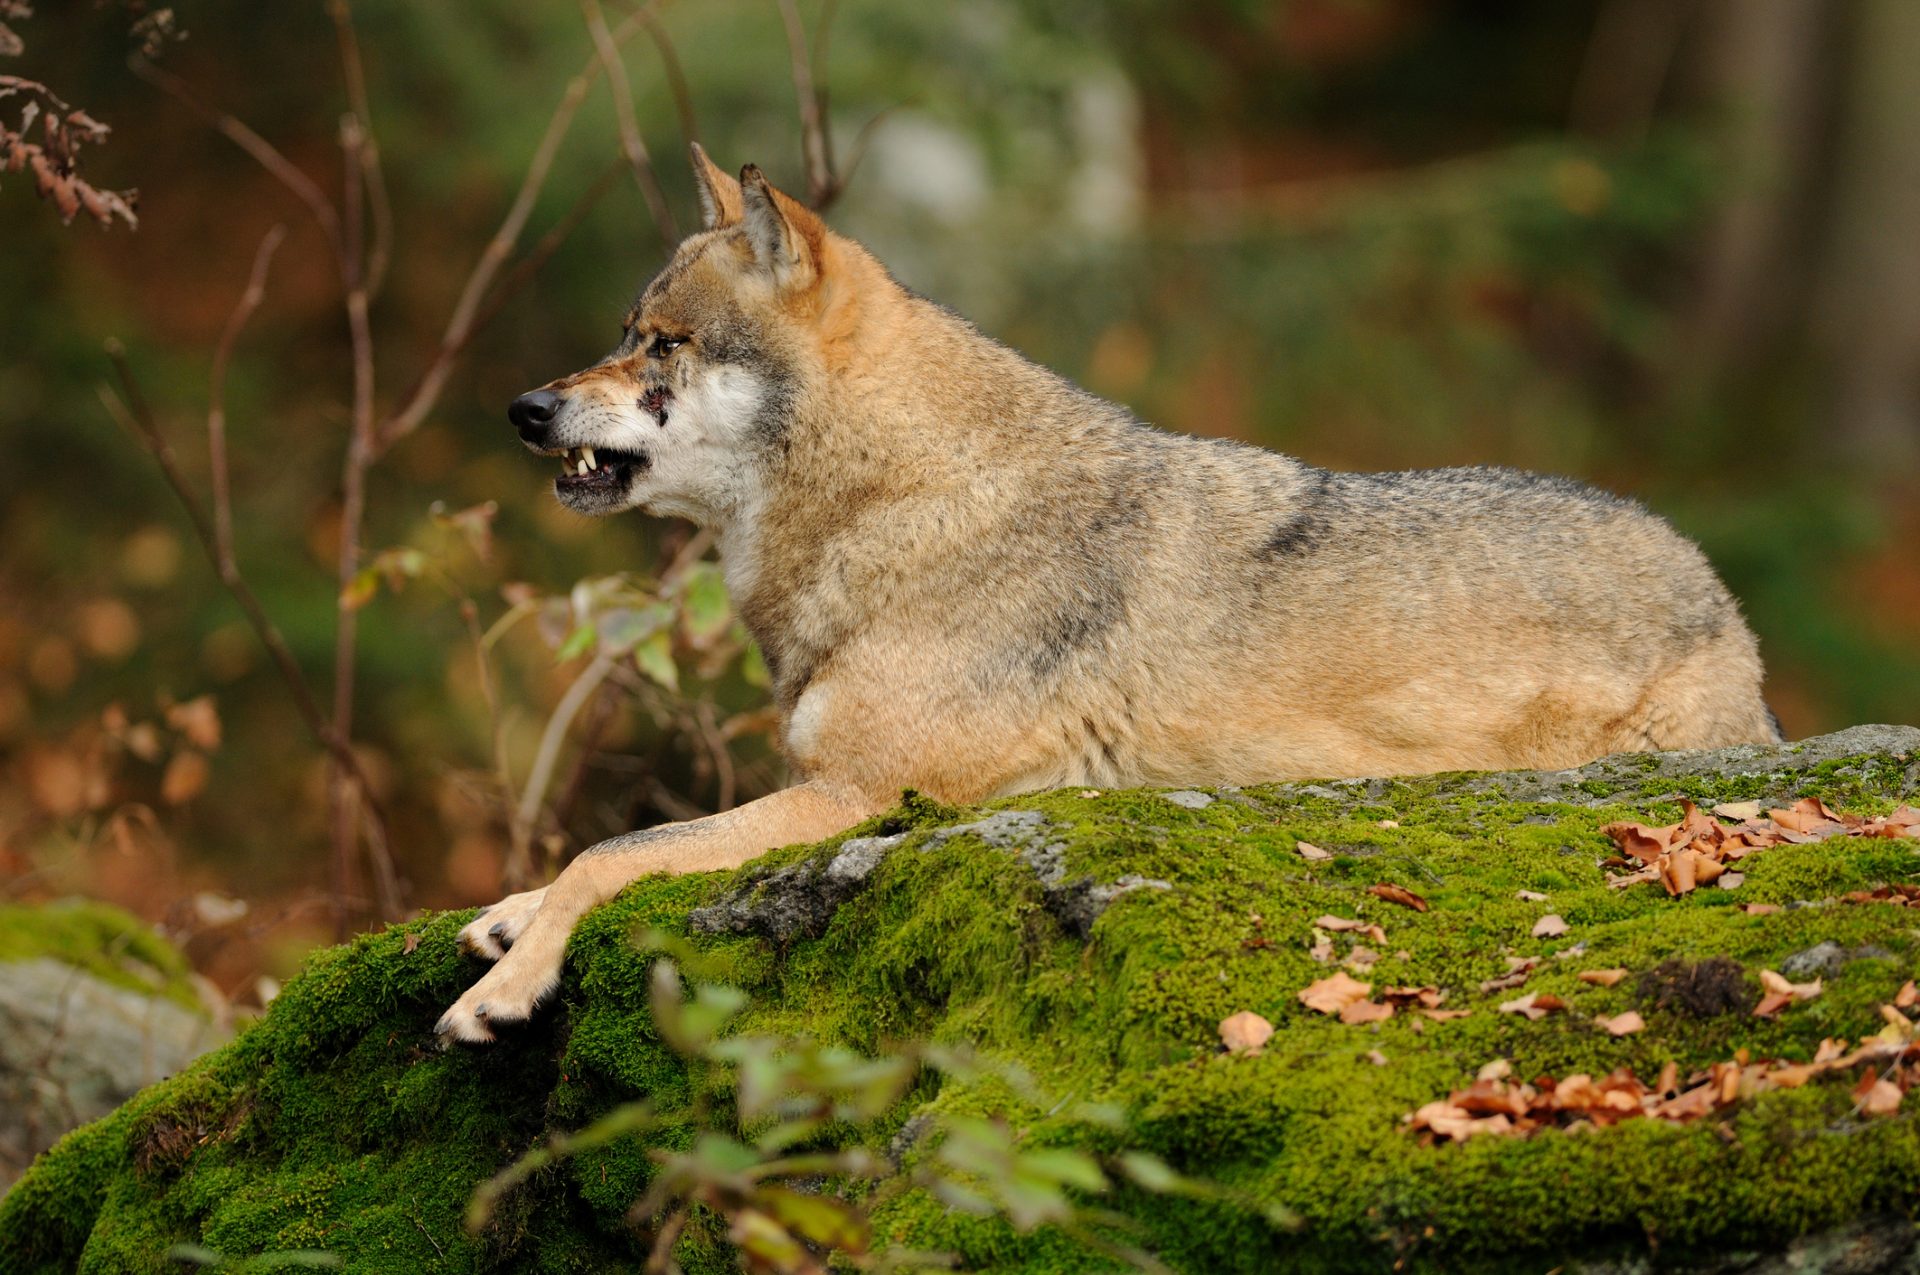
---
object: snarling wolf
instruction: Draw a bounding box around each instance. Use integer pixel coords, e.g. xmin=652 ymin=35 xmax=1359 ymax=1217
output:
xmin=436 ymin=146 xmax=1776 ymax=1042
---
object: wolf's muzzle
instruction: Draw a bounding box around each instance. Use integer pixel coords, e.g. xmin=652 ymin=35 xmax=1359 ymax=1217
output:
xmin=508 ymin=389 xmax=563 ymax=445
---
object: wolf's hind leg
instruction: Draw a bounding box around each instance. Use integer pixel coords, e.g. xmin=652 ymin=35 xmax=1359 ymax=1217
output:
xmin=1605 ymin=630 xmax=1777 ymax=753
xmin=435 ymin=781 xmax=877 ymax=1044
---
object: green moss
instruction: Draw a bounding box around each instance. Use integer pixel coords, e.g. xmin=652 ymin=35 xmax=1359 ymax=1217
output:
xmin=3 ymin=744 xmax=1918 ymax=1273
xmin=0 ymin=900 xmax=200 ymax=1012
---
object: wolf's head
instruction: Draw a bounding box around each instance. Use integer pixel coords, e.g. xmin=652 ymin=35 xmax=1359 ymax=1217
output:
xmin=507 ymin=146 xmax=841 ymax=522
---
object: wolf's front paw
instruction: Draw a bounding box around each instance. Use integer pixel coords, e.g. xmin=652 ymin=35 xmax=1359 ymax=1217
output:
xmin=458 ymin=886 xmax=548 ymax=961
xmin=434 ymin=945 xmax=562 ymax=1046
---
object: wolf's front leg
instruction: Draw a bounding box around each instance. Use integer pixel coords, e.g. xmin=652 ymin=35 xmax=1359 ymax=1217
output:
xmin=435 ymin=781 xmax=875 ymax=1044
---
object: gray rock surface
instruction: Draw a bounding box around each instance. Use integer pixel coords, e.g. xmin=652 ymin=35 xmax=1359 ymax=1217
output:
xmin=0 ymin=957 xmax=225 ymax=1192
xmin=1257 ymin=726 xmax=1920 ymax=811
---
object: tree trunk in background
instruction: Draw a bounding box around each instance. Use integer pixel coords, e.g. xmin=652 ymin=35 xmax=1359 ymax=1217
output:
xmin=1685 ymin=0 xmax=1831 ymax=377
xmin=1812 ymin=0 xmax=1920 ymax=471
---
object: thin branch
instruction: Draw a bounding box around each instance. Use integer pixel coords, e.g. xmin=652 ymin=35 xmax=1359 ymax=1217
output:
xmin=375 ymin=3 xmax=660 ymax=454
xmin=207 ymin=224 xmax=287 ymax=568
xmin=581 ymin=0 xmax=677 ymax=247
xmin=129 ymin=56 xmax=345 ymax=266
xmin=328 ymin=0 xmax=393 ymax=297
xmin=331 ymin=112 xmax=395 ymax=925
xmin=639 ymin=7 xmax=700 ymax=148
xmin=774 ymin=0 xmax=834 ymax=207
xmin=465 ymin=158 xmax=626 ymax=344
xmin=97 ymin=348 xmax=389 ymax=837
xmin=514 ymin=652 xmax=619 ymax=873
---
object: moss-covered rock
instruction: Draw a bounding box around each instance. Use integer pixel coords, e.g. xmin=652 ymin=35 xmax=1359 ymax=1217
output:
xmin=5 ymin=729 xmax=1920 ymax=1273
xmin=0 ymin=902 xmax=223 ymax=1194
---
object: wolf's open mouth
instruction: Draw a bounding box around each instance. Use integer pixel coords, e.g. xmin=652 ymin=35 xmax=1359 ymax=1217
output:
xmin=553 ymin=445 xmax=646 ymax=489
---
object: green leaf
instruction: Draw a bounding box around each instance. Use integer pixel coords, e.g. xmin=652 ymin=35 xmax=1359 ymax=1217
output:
xmin=555 ymin=623 xmax=597 ymax=663
xmin=678 ymin=563 xmax=732 ymax=644
xmin=596 ymin=603 xmax=671 ymax=655
xmin=632 ymin=629 xmax=679 ymax=692
xmin=338 ymin=567 xmax=381 ymax=612
xmin=1115 ymin=1150 xmax=1185 ymax=1194
xmin=756 ymin=1185 xmax=871 ymax=1254
xmin=740 ymin=638 xmax=771 ymax=689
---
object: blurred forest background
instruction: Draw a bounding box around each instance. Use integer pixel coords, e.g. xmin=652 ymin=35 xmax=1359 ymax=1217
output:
xmin=3 ymin=0 xmax=1918 ymax=1010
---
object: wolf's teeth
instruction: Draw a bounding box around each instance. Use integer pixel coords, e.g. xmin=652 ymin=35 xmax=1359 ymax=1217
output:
xmin=582 ymin=447 xmax=597 ymax=470
xmin=577 ymin=459 xmax=590 ymax=476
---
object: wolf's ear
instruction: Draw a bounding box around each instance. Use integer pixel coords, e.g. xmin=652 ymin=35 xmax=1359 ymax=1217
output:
xmin=689 ymin=142 xmax=743 ymax=229
xmin=739 ymin=164 xmax=825 ymax=288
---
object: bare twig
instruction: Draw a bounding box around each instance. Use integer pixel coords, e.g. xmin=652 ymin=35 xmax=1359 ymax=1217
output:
xmin=328 ymin=0 xmax=393 ymax=297
xmin=774 ymin=0 xmax=832 ymax=207
xmin=639 ymin=7 xmax=700 ymax=148
xmin=330 ymin=112 xmax=397 ymax=928
xmin=512 ymin=651 xmax=620 ymax=882
xmin=464 ymin=158 xmax=626 ymax=345
xmin=581 ymin=0 xmax=676 ymax=247
xmin=129 ymin=56 xmax=345 ymax=265
xmin=97 ymin=350 xmax=389 ymax=838
xmin=207 ymin=224 xmax=287 ymax=567
xmin=375 ymin=3 xmax=660 ymax=454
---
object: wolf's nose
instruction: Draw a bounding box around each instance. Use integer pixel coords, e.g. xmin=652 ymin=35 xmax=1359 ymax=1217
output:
xmin=508 ymin=389 xmax=563 ymax=442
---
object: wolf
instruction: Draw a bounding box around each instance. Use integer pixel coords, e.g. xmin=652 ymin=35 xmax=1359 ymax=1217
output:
xmin=435 ymin=145 xmax=1777 ymax=1042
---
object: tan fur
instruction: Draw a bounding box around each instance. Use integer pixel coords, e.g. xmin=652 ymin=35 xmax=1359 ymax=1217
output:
xmin=439 ymin=154 xmax=1777 ymax=1042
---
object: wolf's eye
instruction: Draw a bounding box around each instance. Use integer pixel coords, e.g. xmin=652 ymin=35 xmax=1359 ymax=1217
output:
xmin=647 ymin=334 xmax=687 ymax=359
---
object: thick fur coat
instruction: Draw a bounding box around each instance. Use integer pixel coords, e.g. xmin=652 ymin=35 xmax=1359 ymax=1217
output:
xmin=437 ymin=148 xmax=1775 ymax=1042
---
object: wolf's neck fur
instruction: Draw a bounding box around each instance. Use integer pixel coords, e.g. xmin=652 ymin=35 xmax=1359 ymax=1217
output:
xmin=716 ymin=242 xmax=1139 ymax=705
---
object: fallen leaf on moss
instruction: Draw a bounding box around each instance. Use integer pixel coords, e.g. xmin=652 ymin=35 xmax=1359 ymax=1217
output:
xmin=1598 ymin=1011 xmax=1644 ymax=1036
xmin=1741 ymin=903 xmax=1782 ymax=916
xmin=402 ymin=932 xmax=421 ymax=955
xmin=1295 ymin=840 xmax=1332 ymax=862
xmin=1299 ymin=972 xmax=1372 ymax=1016
xmin=1314 ymin=915 xmax=1387 ymax=943
xmin=1531 ymin=914 xmax=1569 ymax=938
xmin=1479 ymin=956 xmax=1538 ymax=994
xmin=1344 ymin=946 xmax=1380 ymax=971
xmin=1604 ymin=797 xmax=1920 ymax=898
xmin=1578 ymin=968 xmax=1627 ymax=987
xmin=1369 ymin=883 xmax=1429 ymax=912
xmin=1219 ymin=1010 xmax=1274 ymax=1055
xmin=1419 ymin=1008 xmax=1473 ymax=1021
xmin=1498 ymin=992 xmax=1566 ymax=1020
xmin=1477 ymin=1059 xmax=1512 ymax=1082
xmin=1365 ymin=1049 xmax=1389 ymax=1065
xmin=1515 ymin=890 xmax=1548 ymax=902
xmin=1340 ymin=1000 xmax=1394 ymax=1025
xmin=1754 ymin=970 xmax=1822 ymax=1018
xmin=1382 ymin=985 xmax=1446 ymax=1009
xmin=1897 ymin=981 xmax=1917 ymax=1009
xmin=1856 ymin=1075 xmax=1903 ymax=1116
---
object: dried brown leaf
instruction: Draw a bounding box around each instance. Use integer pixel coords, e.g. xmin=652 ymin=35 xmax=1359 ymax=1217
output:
xmin=1369 ymin=882 xmax=1428 ymax=912
xmin=1219 ymin=1010 xmax=1274 ymax=1055
xmin=1299 ymin=972 xmax=1372 ymax=1016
